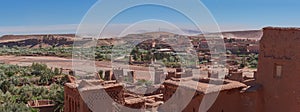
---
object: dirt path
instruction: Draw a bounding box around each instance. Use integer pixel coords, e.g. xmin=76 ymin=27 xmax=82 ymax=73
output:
xmin=0 ymin=56 xmax=175 ymax=80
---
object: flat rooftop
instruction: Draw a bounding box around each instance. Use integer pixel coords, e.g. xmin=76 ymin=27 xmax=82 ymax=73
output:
xmin=65 ymin=80 xmax=123 ymax=92
xmin=164 ymin=77 xmax=247 ymax=94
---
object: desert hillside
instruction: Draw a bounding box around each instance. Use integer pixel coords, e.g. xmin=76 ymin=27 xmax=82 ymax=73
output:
xmin=202 ymin=30 xmax=263 ymax=40
xmin=0 ymin=34 xmax=75 ymax=48
xmin=0 ymin=30 xmax=262 ymax=48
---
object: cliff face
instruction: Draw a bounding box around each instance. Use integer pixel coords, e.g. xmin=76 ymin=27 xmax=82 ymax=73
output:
xmin=0 ymin=34 xmax=117 ymax=48
xmin=0 ymin=34 xmax=75 ymax=41
xmin=0 ymin=34 xmax=75 ymax=48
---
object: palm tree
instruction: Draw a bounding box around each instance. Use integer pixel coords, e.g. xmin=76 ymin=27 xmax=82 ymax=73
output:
xmin=49 ymin=84 xmax=64 ymax=112
xmin=0 ymin=80 xmax=11 ymax=93
xmin=54 ymin=90 xmax=64 ymax=112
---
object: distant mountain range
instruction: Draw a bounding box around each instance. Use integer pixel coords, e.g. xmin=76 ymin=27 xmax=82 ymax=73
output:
xmin=0 ymin=30 xmax=263 ymax=48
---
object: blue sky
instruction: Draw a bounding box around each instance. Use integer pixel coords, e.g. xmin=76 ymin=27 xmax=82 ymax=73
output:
xmin=0 ymin=0 xmax=300 ymax=36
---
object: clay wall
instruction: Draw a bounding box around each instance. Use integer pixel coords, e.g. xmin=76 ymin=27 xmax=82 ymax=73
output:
xmin=257 ymin=27 xmax=300 ymax=112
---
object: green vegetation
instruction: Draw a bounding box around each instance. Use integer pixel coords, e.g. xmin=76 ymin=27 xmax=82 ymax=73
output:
xmin=129 ymin=47 xmax=197 ymax=68
xmin=136 ymin=79 xmax=153 ymax=86
xmin=97 ymin=70 xmax=104 ymax=79
xmin=236 ymin=53 xmax=259 ymax=69
xmin=0 ymin=63 xmax=68 ymax=112
xmin=0 ymin=45 xmax=197 ymax=68
xmin=246 ymin=53 xmax=259 ymax=68
xmin=0 ymin=46 xmax=73 ymax=57
xmin=0 ymin=46 xmax=113 ymax=61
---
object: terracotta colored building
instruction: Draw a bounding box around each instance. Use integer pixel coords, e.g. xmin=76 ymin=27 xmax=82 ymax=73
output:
xmin=64 ymin=80 xmax=124 ymax=112
xmin=64 ymin=27 xmax=300 ymax=112
xmin=257 ymin=27 xmax=300 ymax=112
xmin=161 ymin=27 xmax=300 ymax=112
xmin=162 ymin=77 xmax=246 ymax=112
xmin=64 ymin=82 xmax=90 ymax=112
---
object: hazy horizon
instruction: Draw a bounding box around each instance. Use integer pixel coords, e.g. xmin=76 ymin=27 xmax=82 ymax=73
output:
xmin=1 ymin=0 xmax=300 ymax=36
xmin=0 ymin=27 xmax=263 ymax=38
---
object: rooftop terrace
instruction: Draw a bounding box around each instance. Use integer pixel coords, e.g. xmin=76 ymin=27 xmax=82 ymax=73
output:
xmin=164 ymin=77 xmax=246 ymax=94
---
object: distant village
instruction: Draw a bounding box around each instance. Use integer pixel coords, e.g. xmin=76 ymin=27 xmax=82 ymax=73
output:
xmin=63 ymin=27 xmax=300 ymax=112
xmin=3 ymin=27 xmax=299 ymax=112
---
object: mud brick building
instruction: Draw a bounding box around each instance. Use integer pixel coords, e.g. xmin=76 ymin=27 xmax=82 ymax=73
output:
xmin=257 ymin=27 xmax=300 ymax=112
xmin=64 ymin=27 xmax=300 ymax=112
xmin=64 ymin=80 xmax=124 ymax=112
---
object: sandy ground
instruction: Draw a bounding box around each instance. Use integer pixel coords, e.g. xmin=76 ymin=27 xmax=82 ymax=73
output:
xmin=0 ymin=56 xmax=74 ymax=69
xmin=0 ymin=56 xmax=255 ymax=80
xmin=0 ymin=56 xmax=171 ymax=80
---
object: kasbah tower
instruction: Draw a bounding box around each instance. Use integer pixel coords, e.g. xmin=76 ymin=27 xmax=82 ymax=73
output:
xmin=257 ymin=27 xmax=300 ymax=112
